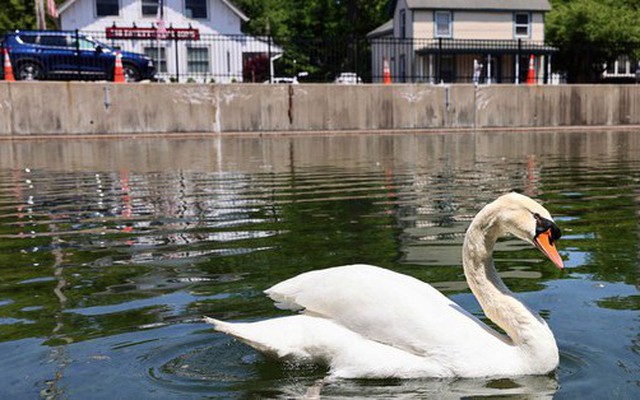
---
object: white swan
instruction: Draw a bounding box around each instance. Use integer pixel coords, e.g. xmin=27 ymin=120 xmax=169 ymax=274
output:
xmin=204 ymin=193 xmax=564 ymax=378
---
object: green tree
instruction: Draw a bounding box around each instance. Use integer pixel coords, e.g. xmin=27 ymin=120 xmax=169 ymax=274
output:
xmin=546 ymin=0 xmax=640 ymax=82
xmin=235 ymin=0 xmax=388 ymax=81
xmin=0 ymin=0 xmax=36 ymax=32
xmin=0 ymin=0 xmax=63 ymax=33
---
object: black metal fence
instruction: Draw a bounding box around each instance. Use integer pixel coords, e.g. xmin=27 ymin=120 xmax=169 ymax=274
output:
xmin=1 ymin=29 xmax=371 ymax=83
xmin=83 ymin=30 xmax=371 ymax=84
xmin=1 ymin=29 xmax=155 ymax=82
xmin=368 ymin=37 xmax=561 ymax=84
xmin=1 ymin=29 xmax=636 ymax=84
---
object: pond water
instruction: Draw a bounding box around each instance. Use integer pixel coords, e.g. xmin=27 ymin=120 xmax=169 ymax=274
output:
xmin=0 ymin=130 xmax=639 ymax=399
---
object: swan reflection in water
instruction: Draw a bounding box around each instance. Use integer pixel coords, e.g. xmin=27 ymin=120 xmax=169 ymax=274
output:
xmin=281 ymin=374 xmax=559 ymax=399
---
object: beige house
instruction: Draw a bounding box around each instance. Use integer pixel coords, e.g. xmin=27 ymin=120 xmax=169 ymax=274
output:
xmin=368 ymin=0 xmax=556 ymax=84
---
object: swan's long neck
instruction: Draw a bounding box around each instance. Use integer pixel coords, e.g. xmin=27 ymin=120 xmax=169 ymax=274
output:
xmin=462 ymin=203 xmax=555 ymax=351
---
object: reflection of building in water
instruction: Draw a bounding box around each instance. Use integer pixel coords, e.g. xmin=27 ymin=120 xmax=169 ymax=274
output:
xmin=109 ymin=169 xmax=278 ymax=264
xmin=387 ymin=134 xmax=540 ymax=269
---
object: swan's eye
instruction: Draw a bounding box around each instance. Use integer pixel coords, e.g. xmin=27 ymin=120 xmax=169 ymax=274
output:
xmin=533 ymin=213 xmax=562 ymax=243
xmin=550 ymin=223 xmax=562 ymax=241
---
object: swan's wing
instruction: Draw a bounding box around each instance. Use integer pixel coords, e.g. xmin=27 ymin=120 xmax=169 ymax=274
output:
xmin=265 ymin=264 xmax=507 ymax=357
xmin=205 ymin=314 xmax=449 ymax=378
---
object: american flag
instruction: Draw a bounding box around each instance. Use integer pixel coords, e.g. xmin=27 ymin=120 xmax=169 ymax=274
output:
xmin=46 ymin=0 xmax=59 ymax=18
xmin=156 ymin=0 xmax=168 ymax=39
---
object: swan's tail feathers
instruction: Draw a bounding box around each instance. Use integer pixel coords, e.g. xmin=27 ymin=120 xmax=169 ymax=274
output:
xmin=203 ymin=315 xmax=349 ymax=363
xmin=203 ymin=316 xmax=234 ymax=334
xmin=204 ymin=316 xmax=282 ymax=356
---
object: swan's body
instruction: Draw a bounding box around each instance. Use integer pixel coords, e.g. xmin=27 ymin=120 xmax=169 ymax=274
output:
xmin=205 ymin=193 xmax=564 ymax=378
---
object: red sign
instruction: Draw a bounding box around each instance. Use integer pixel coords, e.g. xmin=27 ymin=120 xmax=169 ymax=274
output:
xmin=106 ymin=27 xmax=200 ymax=40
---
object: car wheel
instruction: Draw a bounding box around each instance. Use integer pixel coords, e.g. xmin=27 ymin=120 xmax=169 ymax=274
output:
xmin=123 ymin=64 xmax=140 ymax=82
xmin=16 ymin=62 xmax=43 ymax=81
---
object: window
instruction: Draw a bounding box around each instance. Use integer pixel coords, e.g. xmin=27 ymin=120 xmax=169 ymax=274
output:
xmin=18 ymin=34 xmax=37 ymax=44
xmin=187 ymin=47 xmax=209 ymax=73
xmin=399 ymin=9 xmax=406 ymax=39
xmin=142 ymin=0 xmax=159 ymax=17
xmin=185 ymin=0 xmax=207 ymax=19
xmin=145 ymin=47 xmax=167 ymax=73
xmin=96 ymin=0 xmax=119 ymax=16
xmin=435 ymin=11 xmax=452 ymax=38
xmin=75 ymin=37 xmax=97 ymax=50
xmin=514 ymin=12 xmax=530 ymax=37
xmin=617 ymin=55 xmax=630 ymax=74
xmin=39 ymin=35 xmax=71 ymax=47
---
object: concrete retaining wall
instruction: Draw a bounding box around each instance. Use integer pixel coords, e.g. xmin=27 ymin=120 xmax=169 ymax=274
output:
xmin=2 ymin=81 xmax=640 ymax=136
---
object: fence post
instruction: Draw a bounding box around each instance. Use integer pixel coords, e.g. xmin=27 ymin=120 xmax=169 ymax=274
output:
xmin=174 ymin=34 xmax=179 ymax=82
xmin=75 ymin=29 xmax=81 ymax=80
xmin=437 ymin=37 xmax=442 ymax=83
xmin=516 ymin=38 xmax=521 ymax=84
xmin=354 ymin=38 xmax=359 ymax=82
xmin=268 ymin=34 xmax=272 ymax=84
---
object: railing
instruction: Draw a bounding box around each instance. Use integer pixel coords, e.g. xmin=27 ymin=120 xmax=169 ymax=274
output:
xmin=1 ymin=29 xmax=369 ymax=83
xmin=86 ymin=30 xmax=370 ymax=84
xmin=368 ymin=37 xmax=559 ymax=84
xmin=2 ymin=30 xmax=633 ymax=84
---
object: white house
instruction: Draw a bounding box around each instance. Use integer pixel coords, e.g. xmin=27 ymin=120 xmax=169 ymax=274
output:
xmin=368 ymin=0 xmax=557 ymax=84
xmin=58 ymin=0 xmax=278 ymax=82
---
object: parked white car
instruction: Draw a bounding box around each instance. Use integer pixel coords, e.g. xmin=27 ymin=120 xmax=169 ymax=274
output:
xmin=335 ymin=72 xmax=362 ymax=84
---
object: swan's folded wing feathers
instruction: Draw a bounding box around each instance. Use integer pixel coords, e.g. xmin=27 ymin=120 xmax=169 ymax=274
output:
xmin=264 ymin=264 xmax=494 ymax=357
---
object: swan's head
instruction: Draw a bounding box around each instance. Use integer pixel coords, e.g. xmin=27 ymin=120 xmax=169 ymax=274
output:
xmin=494 ymin=193 xmax=564 ymax=269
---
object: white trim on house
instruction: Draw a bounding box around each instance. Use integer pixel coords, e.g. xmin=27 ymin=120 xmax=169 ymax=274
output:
xmin=59 ymin=0 xmax=248 ymax=21
xmin=220 ymin=0 xmax=248 ymax=22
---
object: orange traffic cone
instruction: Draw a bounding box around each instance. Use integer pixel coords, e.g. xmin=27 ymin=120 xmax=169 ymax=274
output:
xmin=526 ymin=54 xmax=535 ymax=85
xmin=113 ymin=51 xmax=125 ymax=83
xmin=383 ymin=57 xmax=392 ymax=84
xmin=3 ymin=49 xmax=15 ymax=81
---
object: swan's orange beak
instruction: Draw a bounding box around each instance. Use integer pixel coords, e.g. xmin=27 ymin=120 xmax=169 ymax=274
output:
xmin=534 ymin=229 xmax=564 ymax=269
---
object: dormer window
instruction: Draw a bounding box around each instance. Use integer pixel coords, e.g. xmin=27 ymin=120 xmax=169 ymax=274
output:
xmin=142 ymin=0 xmax=159 ymax=17
xmin=435 ymin=11 xmax=452 ymax=38
xmin=186 ymin=0 xmax=207 ymax=19
xmin=96 ymin=0 xmax=118 ymax=16
xmin=514 ymin=12 xmax=530 ymax=37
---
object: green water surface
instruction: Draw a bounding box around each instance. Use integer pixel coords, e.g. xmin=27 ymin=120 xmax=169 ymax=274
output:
xmin=0 ymin=130 xmax=638 ymax=398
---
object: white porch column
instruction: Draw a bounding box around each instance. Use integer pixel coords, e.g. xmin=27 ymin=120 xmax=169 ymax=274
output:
xmin=429 ymin=54 xmax=434 ymax=84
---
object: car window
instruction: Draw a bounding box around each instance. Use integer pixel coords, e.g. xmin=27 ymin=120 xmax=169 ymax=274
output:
xmin=39 ymin=35 xmax=71 ymax=47
xmin=18 ymin=34 xmax=37 ymax=44
xmin=75 ymin=37 xmax=97 ymax=50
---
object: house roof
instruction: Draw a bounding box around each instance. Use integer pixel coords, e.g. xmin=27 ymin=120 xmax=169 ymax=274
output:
xmin=59 ymin=0 xmax=249 ymax=21
xmin=391 ymin=0 xmax=551 ymax=12
xmin=367 ymin=19 xmax=393 ymax=38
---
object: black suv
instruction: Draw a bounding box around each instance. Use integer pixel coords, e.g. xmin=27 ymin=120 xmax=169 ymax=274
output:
xmin=1 ymin=30 xmax=155 ymax=82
